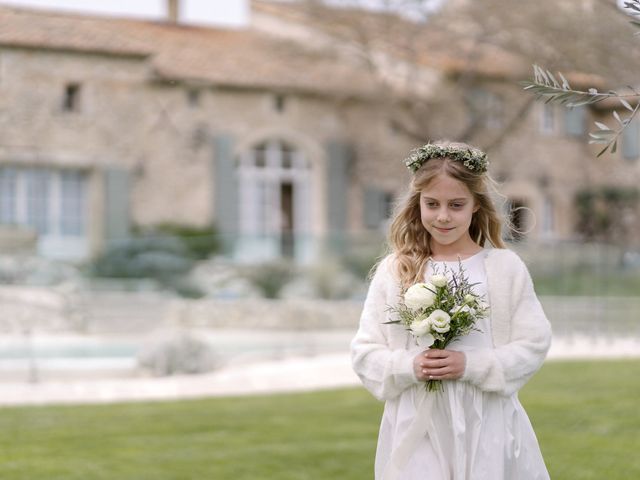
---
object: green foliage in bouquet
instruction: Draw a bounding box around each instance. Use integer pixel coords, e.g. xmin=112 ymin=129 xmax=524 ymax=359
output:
xmin=385 ymin=261 xmax=489 ymax=391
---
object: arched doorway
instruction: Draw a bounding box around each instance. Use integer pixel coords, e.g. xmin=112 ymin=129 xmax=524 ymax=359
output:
xmin=236 ymin=139 xmax=312 ymax=262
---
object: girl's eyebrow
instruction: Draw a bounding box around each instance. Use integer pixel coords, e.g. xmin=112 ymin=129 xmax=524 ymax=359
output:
xmin=421 ymin=196 xmax=469 ymax=202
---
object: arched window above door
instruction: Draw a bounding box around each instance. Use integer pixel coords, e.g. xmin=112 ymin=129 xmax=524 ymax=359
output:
xmin=243 ymin=140 xmax=310 ymax=171
xmin=236 ymin=138 xmax=312 ymax=262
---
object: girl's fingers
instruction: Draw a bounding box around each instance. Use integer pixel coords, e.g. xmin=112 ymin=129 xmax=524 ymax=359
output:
xmin=424 ymin=349 xmax=449 ymax=358
xmin=423 ymin=366 xmax=450 ymax=377
xmin=421 ymin=358 xmax=449 ymax=368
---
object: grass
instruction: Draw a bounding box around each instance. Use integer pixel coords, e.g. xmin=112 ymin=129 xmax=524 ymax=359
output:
xmin=0 ymin=359 xmax=638 ymax=479
xmin=532 ymin=268 xmax=640 ymax=296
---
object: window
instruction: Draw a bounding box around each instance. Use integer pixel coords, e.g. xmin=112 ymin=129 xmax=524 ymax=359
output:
xmin=565 ymin=106 xmax=586 ymax=137
xmin=187 ymin=88 xmax=201 ymax=108
xmin=273 ymin=94 xmax=286 ymax=113
xmin=485 ymin=92 xmax=503 ymax=129
xmin=0 ymin=167 xmax=17 ymax=225
xmin=60 ymin=171 xmax=85 ymax=235
xmin=506 ymin=198 xmax=527 ymax=241
xmin=467 ymin=88 xmax=503 ymax=130
xmin=63 ymin=83 xmax=81 ymax=112
xmin=0 ymin=167 xmax=87 ymax=236
xmin=540 ymin=103 xmax=555 ymax=134
xmin=622 ymin=117 xmax=639 ymax=160
xmin=363 ymin=186 xmax=394 ymax=230
xmin=25 ymin=169 xmax=50 ymax=234
xmin=542 ymin=196 xmax=555 ymax=238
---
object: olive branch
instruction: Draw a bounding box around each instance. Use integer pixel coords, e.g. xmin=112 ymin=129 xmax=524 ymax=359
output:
xmin=521 ymin=0 xmax=640 ymax=157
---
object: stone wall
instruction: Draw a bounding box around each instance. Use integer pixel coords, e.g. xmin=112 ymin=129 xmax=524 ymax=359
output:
xmin=164 ymin=297 xmax=363 ymax=331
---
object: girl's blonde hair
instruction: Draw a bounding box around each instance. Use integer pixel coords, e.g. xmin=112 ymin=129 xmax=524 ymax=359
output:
xmin=387 ymin=141 xmax=506 ymax=289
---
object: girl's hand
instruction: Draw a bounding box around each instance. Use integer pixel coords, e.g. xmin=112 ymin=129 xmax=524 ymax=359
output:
xmin=414 ymin=349 xmax=466 ymax=381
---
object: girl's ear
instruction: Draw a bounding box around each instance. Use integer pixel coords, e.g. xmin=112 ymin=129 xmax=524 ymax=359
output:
xmin=472 ymin=202 xmax=480 ymax=213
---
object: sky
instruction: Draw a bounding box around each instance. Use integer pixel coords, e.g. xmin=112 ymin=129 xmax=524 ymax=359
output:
xmin=0 ymin=0 xmax=251 ymax=27
xmin=0 ymin=0 xmax=446 ymax=25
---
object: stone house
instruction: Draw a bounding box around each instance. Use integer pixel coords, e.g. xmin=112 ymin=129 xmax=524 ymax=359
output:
xmin=0 ymin=0 xmax=638 ymax=264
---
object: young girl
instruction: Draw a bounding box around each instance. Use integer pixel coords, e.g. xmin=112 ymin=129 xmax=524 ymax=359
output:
xmin=351 ymin=141 xmax=552 ymax=480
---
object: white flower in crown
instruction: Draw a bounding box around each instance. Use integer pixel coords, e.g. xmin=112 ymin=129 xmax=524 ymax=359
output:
xmin=430 ymin=274 xmax=448 ymax=288
xmin=404 ymin=283 xmax=436 ymax=311
xmin=428 ymin=309 xmax=451 ymax=333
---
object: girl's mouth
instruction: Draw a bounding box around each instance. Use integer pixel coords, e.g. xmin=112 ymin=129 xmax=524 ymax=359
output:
xmin=434 ymin=226 xmax=454 ymax=234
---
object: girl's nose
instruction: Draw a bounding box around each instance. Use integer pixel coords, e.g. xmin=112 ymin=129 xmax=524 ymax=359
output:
xmin=437 ymin=209 xmax=451 ymax=222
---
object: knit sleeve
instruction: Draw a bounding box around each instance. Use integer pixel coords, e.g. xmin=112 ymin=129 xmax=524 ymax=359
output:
xmin=350 ymin=256 xmax=420 ymax=401
xmin=461 ymin=253 xmax=552 ymax=396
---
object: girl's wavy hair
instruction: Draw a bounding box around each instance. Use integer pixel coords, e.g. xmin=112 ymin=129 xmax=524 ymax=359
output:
xmin=387 ymin=141 xmax=507 ymax=289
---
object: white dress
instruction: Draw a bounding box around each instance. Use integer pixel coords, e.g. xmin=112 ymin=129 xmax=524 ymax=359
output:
xmin=376 ymin=250 xmax=550 ymax=480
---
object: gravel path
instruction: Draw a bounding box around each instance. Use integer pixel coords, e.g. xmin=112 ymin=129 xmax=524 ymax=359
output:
xmin=1 ymin=335 xmax=639 ymax=407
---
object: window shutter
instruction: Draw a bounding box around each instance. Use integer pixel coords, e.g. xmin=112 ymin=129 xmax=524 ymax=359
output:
xmin=325 ymin=141 xmax=353 ymax=235
xmin=363 ymin=186 xmax=386 ymax=229
xmin=213 ymin=134 xmax=238 ymax=240
xmin=103 ymin=167 xmax=130 ymax=244
xmin=565 ymin=106 xmax=586 ymax=137
xmin=623 ymin=118 xmax=640 ymax=160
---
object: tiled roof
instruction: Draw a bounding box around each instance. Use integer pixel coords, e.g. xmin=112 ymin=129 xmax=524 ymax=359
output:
xmin=0 ymin=5 xmax=382 ymax=97
xmin=0 ymin=6 xmax=151 ymax=57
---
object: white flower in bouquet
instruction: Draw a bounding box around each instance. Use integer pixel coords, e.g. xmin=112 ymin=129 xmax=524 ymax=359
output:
xmin=430 ymin=274 xmax=448 ymax=288
xmin=428 ymin=309 xmax=451 ymax=333
xmin=410 ymin=318 xmax=436 ymax=347
xmin=416 ymin=333 xmax=436 ymax=348
xmin=464 ymin=294 xmax=477 ymax=305
xmin=410 ymin=317 xmax=431 ymax=336
xmin=404 ymin=282 xmax=436 ymax=311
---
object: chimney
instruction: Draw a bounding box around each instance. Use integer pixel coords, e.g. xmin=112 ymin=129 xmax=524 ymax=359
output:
xmin=165 ymin=0 xmax=250 ymax=29
xmin=167 ymin=0 xmax=179 ymax=23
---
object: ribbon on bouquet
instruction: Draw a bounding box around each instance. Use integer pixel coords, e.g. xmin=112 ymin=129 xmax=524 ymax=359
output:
xmin=382 ymin=389 xmax=437 ymax=480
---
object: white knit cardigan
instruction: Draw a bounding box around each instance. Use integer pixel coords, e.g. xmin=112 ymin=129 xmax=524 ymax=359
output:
xmin=350 ymin=248 xmax=552 ymax=400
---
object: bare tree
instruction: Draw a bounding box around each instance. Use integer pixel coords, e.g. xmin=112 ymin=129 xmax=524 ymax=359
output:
xmin=287 ymin=0 xmax=532 ymax=151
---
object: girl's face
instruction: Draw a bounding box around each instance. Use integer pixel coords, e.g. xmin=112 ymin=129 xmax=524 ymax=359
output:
xmin=419 ymin=172 xmax=479 ymax=253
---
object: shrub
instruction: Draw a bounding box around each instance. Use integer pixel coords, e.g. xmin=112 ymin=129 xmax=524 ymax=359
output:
xmin=153 ymin=223 xmax=222 ymax=260
xmin=91 ymin=236 xmax=193 ymax=280
xmin=243 ymin=260 xmax=296 ymax=299
xmin=137 ymin=330 xmax=217 ymax=376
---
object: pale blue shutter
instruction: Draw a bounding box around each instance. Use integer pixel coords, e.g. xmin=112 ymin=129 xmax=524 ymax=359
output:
xmin=363 ymin=186 xmax=386 ymax=229
xmin=623 ymin=118 xmax=640 ymax=160
xmin=565 ymin=106 xmax=585 ymax=137
xmin=213 ymin=134 xmax=237 ymax=249
xmin=103 ymin=167 xmax=130 ymax=245
xmin=325 ymin=141 xmax=353 ymax=249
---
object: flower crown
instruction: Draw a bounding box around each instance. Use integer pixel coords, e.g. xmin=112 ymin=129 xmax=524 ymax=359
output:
xmin=404 ymin=143 xmax=489 ymax=174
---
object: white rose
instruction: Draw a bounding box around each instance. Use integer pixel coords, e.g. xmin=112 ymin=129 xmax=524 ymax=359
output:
xmin=428 ymin=309 xmax=451 ymax=333
xmin=410 ymin=317 xmax=431 ymax=336
xmin=464 ymin=294 xmax=477 ymax=305
xmin=404 ymin=283 xmax=436 ymax=311
xmin=416 ymin=332 xmax=435 ymax=348
xmin=430 ymin=274 xmax=448 ymax=288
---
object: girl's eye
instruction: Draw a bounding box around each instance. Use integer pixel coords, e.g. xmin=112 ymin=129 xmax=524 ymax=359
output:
xmin=426 ymin=202 xmax=438 ymax=208
xmin=451 ymin=203 xmax=464 ymax=209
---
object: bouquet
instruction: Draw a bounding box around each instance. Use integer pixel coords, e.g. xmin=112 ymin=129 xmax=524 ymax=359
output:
xmin=386 ymin=262 xmax=488 ymax=391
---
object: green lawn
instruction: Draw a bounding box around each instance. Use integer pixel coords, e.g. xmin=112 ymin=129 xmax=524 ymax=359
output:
xmin=532 ymin=269 xmax=640 ymax=296
xmin=0 ymin=359 xmax=638 ymax=479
